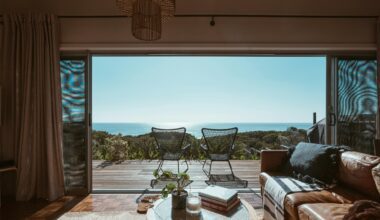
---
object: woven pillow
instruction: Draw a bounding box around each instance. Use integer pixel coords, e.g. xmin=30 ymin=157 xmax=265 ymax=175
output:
xmin=289 ymin=142 xmax=340 ymax=185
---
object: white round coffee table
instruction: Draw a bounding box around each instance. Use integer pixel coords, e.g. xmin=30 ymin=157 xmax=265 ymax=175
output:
xmin=146 ymin=195 xmax=258 ymax=220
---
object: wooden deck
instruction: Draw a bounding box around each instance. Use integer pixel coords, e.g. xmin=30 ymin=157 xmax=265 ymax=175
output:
xmin=93 ymin=160 xmax=261 ymax=190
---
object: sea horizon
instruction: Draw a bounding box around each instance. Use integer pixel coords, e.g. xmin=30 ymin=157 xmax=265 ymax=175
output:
xmin=93 ymin=122 xmax=313 ymax=138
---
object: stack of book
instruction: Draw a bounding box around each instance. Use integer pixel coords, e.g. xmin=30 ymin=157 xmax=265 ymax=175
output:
xmin=199 ymin=185 xmax=240 ymax=214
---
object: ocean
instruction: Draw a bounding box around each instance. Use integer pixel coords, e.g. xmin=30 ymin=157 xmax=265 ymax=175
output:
xmin=93 ymin=122 xmax=312 ymax=138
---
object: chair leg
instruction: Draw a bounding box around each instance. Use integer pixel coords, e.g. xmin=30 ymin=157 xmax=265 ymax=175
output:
xmin=227 ymin=160 xmax=235 ymax=180
xmin=202 ymin=159 xmax=206 ymax=170
xmin=208 ymin=160 xmax=213 ymax=177
xmin=177 ymin=160 xmax=180 ymax=175
xmin=202 ymin=159 xmax=209 ymax=176
xmin=184 ymin=160 xmax=189 ymax=173
xmin=157 ymin=160 xmax=164 ymax=173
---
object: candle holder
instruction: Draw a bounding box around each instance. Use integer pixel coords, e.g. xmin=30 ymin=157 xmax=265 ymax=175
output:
xmin=186 ymin=194 xmax=201 ymax=216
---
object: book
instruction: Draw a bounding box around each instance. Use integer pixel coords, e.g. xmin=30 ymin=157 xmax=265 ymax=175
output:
xmin=200 ymin=195 xmax=239 ymax=208
xmin=199 ymin=185 xmax=238 ymax=203
xmin=201 ymin=198 xmax=241 ymax=214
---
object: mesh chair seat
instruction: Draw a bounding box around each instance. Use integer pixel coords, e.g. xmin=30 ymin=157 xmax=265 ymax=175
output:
xmin=209 ymin=154 xmax=229 ymax=161
xmin=162 ymin=152 xmax=182 ymax=160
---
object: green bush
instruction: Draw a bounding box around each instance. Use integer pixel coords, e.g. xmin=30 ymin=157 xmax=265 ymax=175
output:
xmin=92 ymin=128 xmax=307 ymax=161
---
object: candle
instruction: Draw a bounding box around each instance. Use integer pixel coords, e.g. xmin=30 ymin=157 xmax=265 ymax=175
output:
xmin=186 ymin=195 xmax=201 ymax=215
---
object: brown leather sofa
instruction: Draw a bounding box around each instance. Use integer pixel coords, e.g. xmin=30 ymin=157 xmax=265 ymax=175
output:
xmin=260 ymin=150 xmax=380 ymax=220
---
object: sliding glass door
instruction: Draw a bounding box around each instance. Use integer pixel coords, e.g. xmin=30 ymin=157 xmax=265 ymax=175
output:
xmin=329 ymin=57 xmax=377 ymax=154
xmin=60 ymin=56 xmax=92 ymax=194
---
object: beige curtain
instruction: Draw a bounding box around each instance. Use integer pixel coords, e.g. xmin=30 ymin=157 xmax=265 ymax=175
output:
xmin=1 ymin=14 xmax=64 ymax=201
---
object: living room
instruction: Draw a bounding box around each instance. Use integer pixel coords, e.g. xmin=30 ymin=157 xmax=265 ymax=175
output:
xmin=1 ymin=0 xmax=380 ymax=220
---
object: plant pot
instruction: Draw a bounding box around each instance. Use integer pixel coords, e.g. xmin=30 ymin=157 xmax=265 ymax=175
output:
xmin=171 ymin=190 xmax=188 ymax=209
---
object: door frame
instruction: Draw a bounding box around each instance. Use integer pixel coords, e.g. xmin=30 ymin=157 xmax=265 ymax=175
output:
xmin=60 ymin=53 xmax=92 ymax=195
xmin=89 ymin=54 xmax=329 ymax=193
xmin=327 ymin=55 xmax=377 ymax=146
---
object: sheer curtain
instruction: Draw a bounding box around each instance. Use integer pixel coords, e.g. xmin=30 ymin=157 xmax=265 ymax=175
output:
xmin=1 ymin=14 xmax=64 ymax=201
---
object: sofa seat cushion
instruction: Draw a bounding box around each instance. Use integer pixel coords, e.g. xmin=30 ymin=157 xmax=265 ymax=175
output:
xmin=284 ymin=189 xmax=347 ymax=219
xmin=298 ymin=203 xmax=352 ymax=220
xmin=260 ymin=172 xmax=369 ymax=219
xmin=285 ymin=185 xmax=369 ymax=219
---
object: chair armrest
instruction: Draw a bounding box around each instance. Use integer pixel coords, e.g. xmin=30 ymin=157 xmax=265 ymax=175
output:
xmin=260 ymin=150 xmax=289 ymax=173
xmin=200 ymin=144 xmax=208 ymax=151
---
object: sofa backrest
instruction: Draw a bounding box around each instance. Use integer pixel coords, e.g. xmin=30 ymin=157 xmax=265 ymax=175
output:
xmin=338 ymin=151 xmax=380 ymax=200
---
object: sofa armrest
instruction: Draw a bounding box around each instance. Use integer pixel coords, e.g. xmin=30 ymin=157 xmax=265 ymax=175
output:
xmin=261 ymin=150 xmax=289 ymax=173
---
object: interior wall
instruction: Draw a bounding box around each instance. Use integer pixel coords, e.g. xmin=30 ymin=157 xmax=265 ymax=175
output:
xmin=2 ymin=0 xmax=380 ymax=17
xmin=60 ymin=17 xmax=378 ymax=53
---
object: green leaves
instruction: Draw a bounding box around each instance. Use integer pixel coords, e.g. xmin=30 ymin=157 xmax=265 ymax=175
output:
xmin=153 ymin=170 xmax=191 ymax=197
xmin=162 ymin=170 xmax=173 ymax=178
xmin=153 ymin=169 xmax=159 ymax=178
xmin=178 ymin=172 xmax=189 ymax=181
xmin=161 ymin=182 xmax=176 ymax=198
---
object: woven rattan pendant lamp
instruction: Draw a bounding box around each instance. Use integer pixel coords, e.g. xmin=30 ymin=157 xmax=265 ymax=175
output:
xmin=116 ymin=0 xmax=176 ymax=41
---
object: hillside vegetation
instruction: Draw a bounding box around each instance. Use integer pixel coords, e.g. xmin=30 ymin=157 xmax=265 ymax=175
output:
xmin=92 ymin=127 xmax=307 ymax=161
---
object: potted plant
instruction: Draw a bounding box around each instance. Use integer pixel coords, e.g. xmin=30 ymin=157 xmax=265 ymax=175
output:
xmin=153 ymin=169 xmax=190 ymax=209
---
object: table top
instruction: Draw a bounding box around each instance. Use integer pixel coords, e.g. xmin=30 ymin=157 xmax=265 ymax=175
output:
xmin=147 ymin=196 xmax=257 ymax=220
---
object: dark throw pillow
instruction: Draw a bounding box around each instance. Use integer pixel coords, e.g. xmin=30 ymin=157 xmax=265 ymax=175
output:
xmin=289 ymin=142 xmax=340 ymax=185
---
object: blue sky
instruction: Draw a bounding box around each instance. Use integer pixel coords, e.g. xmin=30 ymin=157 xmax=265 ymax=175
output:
xmin=92 ymin=56 xmax=326 ymax=123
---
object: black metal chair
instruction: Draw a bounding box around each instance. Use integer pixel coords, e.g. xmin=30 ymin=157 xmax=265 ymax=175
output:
xmin=151 ymin=127 xmax=191 ymax=174
xmin=200 ymin=127 xmax=238 ymax=177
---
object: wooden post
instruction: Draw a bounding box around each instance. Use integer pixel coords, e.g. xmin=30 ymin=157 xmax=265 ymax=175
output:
xmin=313 ymin=112 xmax=317 ymax=124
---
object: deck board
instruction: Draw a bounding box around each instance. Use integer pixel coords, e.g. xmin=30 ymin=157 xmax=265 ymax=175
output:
xmin=93 ymin=160 xmax=261 ymax=190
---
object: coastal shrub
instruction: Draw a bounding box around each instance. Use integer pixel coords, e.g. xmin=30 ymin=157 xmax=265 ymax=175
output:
xmin=92 ymin=128 xmax=307 ymax=161
xmin=104 ymin=134 xmax=129 ymax=161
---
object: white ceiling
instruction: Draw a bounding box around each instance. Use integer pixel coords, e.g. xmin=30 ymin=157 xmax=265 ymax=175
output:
xmin=1 ymin=0 xmax=380 ymax=16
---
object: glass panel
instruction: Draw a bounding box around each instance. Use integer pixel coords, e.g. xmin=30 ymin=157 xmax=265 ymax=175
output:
xmin=337 ymin=59 xmax=377 ymax=154
xmin=60 ymin=60 xmax=87 ymax=191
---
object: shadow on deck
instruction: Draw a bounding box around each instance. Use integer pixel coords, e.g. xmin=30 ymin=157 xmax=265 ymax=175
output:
xmin=93 ymin=160 xmax=261 ymax=190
